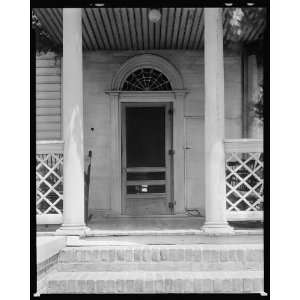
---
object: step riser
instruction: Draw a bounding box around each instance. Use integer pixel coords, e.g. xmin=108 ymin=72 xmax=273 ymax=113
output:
xmin=59 ymin=248 xmax=263 ymax=265
xmin=81 ymin=235 xmax=263 ymax=245
xmin=47 ymin=277 xmax=264 ymax=293
xmin=57 ymin=261 xmax=262 ymax=272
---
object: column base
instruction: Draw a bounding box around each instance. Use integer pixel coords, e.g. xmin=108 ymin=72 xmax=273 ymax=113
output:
xmin=201 ymin=222 xmax=234 ymax=235
xmin=55 ymin=224 xmax=90 ymax=236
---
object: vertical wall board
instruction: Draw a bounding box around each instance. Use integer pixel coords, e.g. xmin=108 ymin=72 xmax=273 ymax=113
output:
xmin=184 ymin=117 xmax=205 ymax=214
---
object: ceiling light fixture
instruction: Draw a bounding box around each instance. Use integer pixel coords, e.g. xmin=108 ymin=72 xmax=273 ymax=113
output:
xmin=148 ymin=8 xmax=161 ymax=23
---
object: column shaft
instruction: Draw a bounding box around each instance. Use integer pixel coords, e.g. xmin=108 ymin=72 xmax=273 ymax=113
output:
xmin=56 ymin=8 xmax=88 ymax=235
xmin=202 ymin=8 xmax=233 ymax=234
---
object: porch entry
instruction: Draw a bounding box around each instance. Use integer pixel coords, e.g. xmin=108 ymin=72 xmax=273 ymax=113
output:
xmin=121 ymin=102 xmax=173 ymax=215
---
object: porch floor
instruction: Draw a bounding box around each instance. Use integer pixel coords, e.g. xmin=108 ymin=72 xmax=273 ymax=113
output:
xmin=37 ymin=215 xmax=263 ymax=232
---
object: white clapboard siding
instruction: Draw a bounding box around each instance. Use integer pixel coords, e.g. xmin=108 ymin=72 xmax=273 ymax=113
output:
xmin=37 ymin=99 xmax=61 ymax=108
xmin=36 ymin=52 xmax=62 ymax=140
xmin=36 ymin=58 xmax=61 ymax=68
xmin=36 ymin=122 xmax=61 ymax=132
xmin=36 ymin=75 xmax=61 ymax=84
xmin=36 ymin=67 xmax=61 ymax=76
xmin=37 ymin=107 xmax=61 ymax=116
xmin=36 ymin=91 xmax=61 ymax=99
xmin=36 ymin=115 xmax=61 ymax=123
xmin=38 ymin=131 xmax=61 ymax=140
xmin=36 ymin=84 xmax=61 ymax=92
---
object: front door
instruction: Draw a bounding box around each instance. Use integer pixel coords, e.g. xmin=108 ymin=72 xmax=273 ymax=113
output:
xmin=121 ymin=103 xmax=173 ymax=215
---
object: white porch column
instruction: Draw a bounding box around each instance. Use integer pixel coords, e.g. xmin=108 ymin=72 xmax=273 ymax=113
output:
xmin=201 ymin=8 xmax=233 ymax=234
xmin=56 ymin=8 xmax=89 ymax=235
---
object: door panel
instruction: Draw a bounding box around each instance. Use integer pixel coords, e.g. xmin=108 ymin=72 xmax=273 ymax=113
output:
xmin=122 ymin=103 xmax=172 ymax=215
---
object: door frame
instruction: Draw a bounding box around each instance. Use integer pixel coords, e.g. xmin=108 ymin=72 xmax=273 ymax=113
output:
xmin=121 ymin=102 xmax=173 ymax=215
xmin=106 ymin=91 xmax=187 ymax=215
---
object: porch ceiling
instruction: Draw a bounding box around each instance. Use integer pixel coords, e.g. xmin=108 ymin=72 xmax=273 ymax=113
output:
xmin=33 ymin=8 xmax=266 ymax=51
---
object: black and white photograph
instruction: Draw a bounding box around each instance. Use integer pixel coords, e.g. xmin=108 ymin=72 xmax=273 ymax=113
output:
xmin=31 ymin=0 xmax=269 ymax=296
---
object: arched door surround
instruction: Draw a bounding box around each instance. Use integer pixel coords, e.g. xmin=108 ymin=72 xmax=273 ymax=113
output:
xmin=106 ymin=54 xmax=187 ymax=215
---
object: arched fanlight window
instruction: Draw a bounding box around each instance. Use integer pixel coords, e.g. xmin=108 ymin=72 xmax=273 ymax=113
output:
xmin=122 ymin=68 xmax=172 ymax=91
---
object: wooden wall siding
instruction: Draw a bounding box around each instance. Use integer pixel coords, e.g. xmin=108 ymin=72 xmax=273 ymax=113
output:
xmin=33 ymin=8 xmax=265 ymax=51
xmin=36 ymin=52 xmax=62 ymax=140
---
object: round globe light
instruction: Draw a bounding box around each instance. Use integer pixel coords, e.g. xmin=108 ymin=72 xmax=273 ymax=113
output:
xmin=148 ymin=9 xmax=161 ymax=23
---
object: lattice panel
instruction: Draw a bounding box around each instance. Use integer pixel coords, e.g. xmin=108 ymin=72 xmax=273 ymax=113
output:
xmin=225 ymin=152 xmax=264 ymax=212
xmin=36 ymin=153 xmax=63 ymax=215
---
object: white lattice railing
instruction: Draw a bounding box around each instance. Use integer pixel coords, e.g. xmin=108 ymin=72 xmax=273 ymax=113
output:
xmin=36 ymin=141 xmax=64 ymax=224
xmin=225 ymin=139 xmax=263 ymax=221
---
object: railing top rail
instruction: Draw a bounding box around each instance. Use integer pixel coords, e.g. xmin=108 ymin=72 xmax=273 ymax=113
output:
xmin=224 ymin=139 xmax=263 ymax=153
xmin=36 ymin=140 xmax=64 ymax=154
xmin=36 ymin=140 xmax=64 ymax=145
xmin=224 ymin=138 xmax=263 ymax=143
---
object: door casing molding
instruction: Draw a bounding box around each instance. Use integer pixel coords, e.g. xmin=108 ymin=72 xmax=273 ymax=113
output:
xmin=106 ymin=91 xmax=187 ymax=214
xmin=106 ymin=54 xmax=187 ymax=215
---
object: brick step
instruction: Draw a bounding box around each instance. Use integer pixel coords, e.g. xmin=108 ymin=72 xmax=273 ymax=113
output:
xmin=57 ymin=260 xmax=261 ymax=272
xmin=46 ymin=270 xmax=264 ymax=293
xmin=58 ymin=244 xmax=263 ymax=265
xmin=80 ymin=232 xmax=263 ymax=245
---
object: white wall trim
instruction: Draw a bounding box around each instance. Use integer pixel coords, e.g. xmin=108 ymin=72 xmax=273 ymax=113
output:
xmin=36 ymin=140 xmax=64 ymax=154
xmin=36 ymin=214 xmax=63 ymax=225
xmin=226 ymin=211 xmax=263 ymax=221
xmin=224 ymin=139 xmax=263 ymax=152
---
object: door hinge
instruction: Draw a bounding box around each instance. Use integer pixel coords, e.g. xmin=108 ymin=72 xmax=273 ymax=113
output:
xmin=168 ymin=202 xmax=175 ymax=209
xmin=168 ymin=149 xmax=175 ymax=155
xmin=168 ymin=108 xmax=174 ymax=115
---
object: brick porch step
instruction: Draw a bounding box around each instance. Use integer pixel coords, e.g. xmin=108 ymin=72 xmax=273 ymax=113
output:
xmin=58 ymin=244 xmax=263 ymax=270
xmin=46 ymin=270 xmax=264 ymax=293
xmin=57 ymin=260 xmax=262 ymax=272
xmin=43 ymin=244 xmax=264 ymax=293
